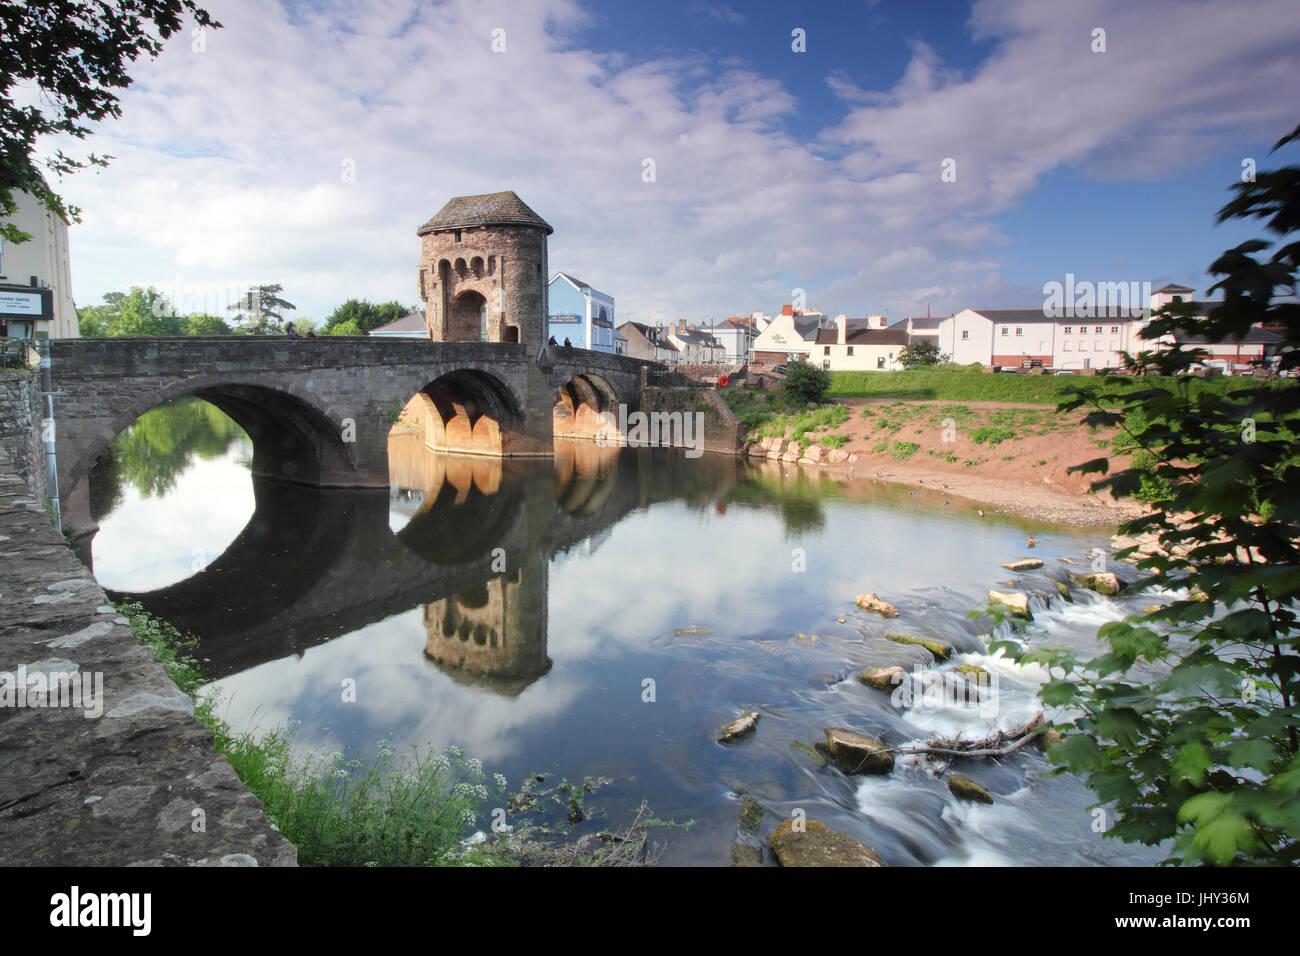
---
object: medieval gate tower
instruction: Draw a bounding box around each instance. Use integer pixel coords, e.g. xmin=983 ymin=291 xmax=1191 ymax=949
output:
xmin=415 ymin=191 xmax=555 ymax=455
xmin=417 ymin=191 xmax=551 ymax=346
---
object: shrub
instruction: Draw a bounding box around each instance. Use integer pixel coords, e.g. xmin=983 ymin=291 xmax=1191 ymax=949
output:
xmin=783 ymin=362 xmax=831 ymax=404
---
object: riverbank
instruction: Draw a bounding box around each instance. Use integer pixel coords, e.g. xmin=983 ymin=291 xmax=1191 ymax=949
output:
xmin=732 ymin=392 xmax=1149 ymax=527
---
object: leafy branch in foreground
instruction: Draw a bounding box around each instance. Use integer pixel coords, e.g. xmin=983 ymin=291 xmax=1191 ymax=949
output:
xmin=995 ymin=122 xmax=1300 ymax=865
xmin=1 ymin=1 xmax=220 ymax=243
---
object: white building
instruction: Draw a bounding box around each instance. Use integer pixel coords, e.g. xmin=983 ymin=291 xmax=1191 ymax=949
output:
xmin=814 ymin=314 xmax=909 ymax=370
xmin=0 ymin=189 xmax=78 ymax=339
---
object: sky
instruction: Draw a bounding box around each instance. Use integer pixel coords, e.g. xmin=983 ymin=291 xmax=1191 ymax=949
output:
xmin=44 ymin=0 xmax=1300 ymax=327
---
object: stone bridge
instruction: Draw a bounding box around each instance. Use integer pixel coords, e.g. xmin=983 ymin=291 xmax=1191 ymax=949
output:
xmin=47 ymin=336 xmax=656 ymax=536
xmin=102 ymin=444 xmax=740 ymax=691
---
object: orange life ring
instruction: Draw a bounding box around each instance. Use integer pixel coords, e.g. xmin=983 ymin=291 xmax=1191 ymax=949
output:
xmin=717 ymin=374 xmax=730 ymax=388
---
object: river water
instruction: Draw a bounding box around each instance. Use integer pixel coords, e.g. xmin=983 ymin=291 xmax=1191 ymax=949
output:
xmin=85 ymin=397 xmax=1166 ymax=866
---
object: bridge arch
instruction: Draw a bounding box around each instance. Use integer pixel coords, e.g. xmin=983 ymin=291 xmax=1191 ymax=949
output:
xmin=65 ymin=377 xmax=360 ymax=502
xmin=553 ymin=372 xmax=618 ymax=441
xmin=404 ymin=367 xmax=527 ymax=457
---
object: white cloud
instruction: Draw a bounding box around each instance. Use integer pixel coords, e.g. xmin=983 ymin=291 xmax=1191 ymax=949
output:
xmin=50 ymin=0 xmax=1300 ymax=325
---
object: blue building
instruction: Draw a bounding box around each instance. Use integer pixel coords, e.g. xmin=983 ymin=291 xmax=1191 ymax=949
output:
xmin=547 ymin=272 xmax=615 ymax=353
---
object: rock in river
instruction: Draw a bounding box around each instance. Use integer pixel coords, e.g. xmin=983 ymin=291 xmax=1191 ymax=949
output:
xmin=769 ymin=819 xmax=886 ymax=867
xmin=718 ymin=712 xmax=760 ymax=743
xmin=673 ymin=625 xmax=712 ymax=637
xmin=947 ymin=773 xmax=994 ymax=804
xmin=859 ymin=665 xmax=906 ymax=690
xmin=988 ymin=589 xmax=1032 ymax=619
xmin=883 ymin=631 xmax=952 ymax=661
xmin=819 ymin=727 xmax=894 ymax=775
xmin=1069 ymin=571 xmax=1121 ymax=596
xmin=1001 ymin=558 xmax=1044 ymax=571
xmin=855 ymin=592 xmax=899 ymax=617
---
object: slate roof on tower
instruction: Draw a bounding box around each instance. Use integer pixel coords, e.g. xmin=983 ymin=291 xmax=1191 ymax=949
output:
xmin=418 ymin=191 xmax=553 ymax=235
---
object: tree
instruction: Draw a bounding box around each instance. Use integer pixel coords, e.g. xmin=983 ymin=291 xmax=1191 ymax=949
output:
xmin=996 ymin=122 xmax=1300 ymax=865
xmin=103 ymin=286 xmax=181 ymax=336
xmin=898 ymin=339 xmax=949 ymax=368
xmin=327 ymin=319 xmax=362 ymax=336
xmin=323 ymin=298 xmax=420 ymax=335
xmin=229 ymin=283 xmax=296 ymax=333
xmin=182 ymin=312 xmax=232 ymax=335
xmin=1 ymin=1 xmax=219 ymax=245
xmin=783 ymin=360 xmax=831 ymax=404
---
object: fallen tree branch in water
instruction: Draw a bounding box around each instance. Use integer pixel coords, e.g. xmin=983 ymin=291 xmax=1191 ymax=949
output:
xmin=883 ymin=712 xmax=1046 ymax=759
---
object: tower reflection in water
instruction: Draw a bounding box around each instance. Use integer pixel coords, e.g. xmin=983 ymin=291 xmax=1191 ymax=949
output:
xmin=390 ymin=433 xmax=629 ymax=696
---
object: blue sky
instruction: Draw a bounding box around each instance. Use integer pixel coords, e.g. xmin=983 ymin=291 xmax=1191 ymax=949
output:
xmin=52 ymin=0 xmax=1300 ymax=325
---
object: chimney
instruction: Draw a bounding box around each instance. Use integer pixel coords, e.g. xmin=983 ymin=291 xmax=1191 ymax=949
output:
xmin=782 ymin=304 xmax=793 ymax=316
xmin=836 ymin=314 xmax=846 ymax=346
xmin=869 ymin=313 xmax=885 ymax=330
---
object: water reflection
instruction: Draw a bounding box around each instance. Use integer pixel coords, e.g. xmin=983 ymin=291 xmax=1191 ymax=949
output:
xmin=87 ymin=400 xmax=1162 ymax=866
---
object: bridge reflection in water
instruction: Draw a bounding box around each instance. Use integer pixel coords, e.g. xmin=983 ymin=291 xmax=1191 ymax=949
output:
xmin=104 ymin=434 xmax=739 ymax=696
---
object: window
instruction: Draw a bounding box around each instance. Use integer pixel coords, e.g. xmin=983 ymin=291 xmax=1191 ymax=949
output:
xmin=1110 ymin=325 xmax=1119 ymax=334
xmin=822 ymin=360 xmax=830 ymax=370
xmin=824 ymin=346 xmax=830 ymax=355
xmin=1064 ymin=326 xmax=1073 ymax=335
xmin=1015 ymin=327 xmax=1023 ymax=336
xmin=1094 ymin=341 xmax=1103 ymax=352
xmin=877 ymin=357 xmax=886 ymax=368
xmin=454 ymin=229 xmax=461 ymax=242
xmin=1111 ymin=340 xmax=1119 ymax=352
xmin=1094 ymin=326 xmax=1103 ymax=334
xmin=961 ymin=330 xmax=969 ymax=340
xmin=1079 ymin=341 xmax=1089 ymax=351
xmin=847 ymin=346 xmax=854 ymax=356
xmin=1063 ymin=341 xmax=1072 ymax=351
xmin=1084 ymin=358 xmax=1092 ymax=368
xmin=1001 ymin=327 xmax=1008 ymax=336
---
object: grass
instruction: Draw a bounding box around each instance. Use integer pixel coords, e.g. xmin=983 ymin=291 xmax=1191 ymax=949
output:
xmin=114 ymin=601 xmax=673 ymax=867
xmin=827 ymin=366 xmax=1256 ymax=404
xmin=890 ymin=441 xmax=920 ymax=461
xmin=821 ymin=434 xmax=849 ymax=449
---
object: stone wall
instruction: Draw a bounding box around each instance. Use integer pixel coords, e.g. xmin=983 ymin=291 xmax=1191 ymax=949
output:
xmin=639 ymin=385 xmax=742 ymax=456
xmin=0 ymin=368 xmax=46 ymax=505
xmin=0 ymin=444 xmax=296 ymax=865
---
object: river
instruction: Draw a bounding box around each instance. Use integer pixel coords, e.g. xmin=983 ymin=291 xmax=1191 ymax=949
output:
xmin=84 ymin=397 xmax=1166 ymax=866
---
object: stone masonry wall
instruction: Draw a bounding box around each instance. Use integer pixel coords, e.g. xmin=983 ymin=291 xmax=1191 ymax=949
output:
xmin=0 ymin=444 xmax=296 ymax=865
xmin=0 ymin=369 xmax=46 ymax=505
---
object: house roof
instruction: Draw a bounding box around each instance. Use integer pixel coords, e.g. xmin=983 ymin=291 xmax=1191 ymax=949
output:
xmin=554 ymin=272 xmax=590 ymax=290
xmin=907 ymin=316 xmax=941 ymax=331
xmin=1154 ymin=283 xmax=1196 ymax=294
xmin=672 ymin=326 xmax=722 ymax=347
xmin=792 ymin=316 xmax=823 ymax=341
xmin=619 ymin=320 xmax=679 ymax=351
xmin=369 ymin=311 xmax=427 ymax=335
xmin=971 ymin=308 xmax=1144 ymax=324
xmin=815 ymin=327 xmax=910 ymax=346
xmin=418 ymin=191 xmax=553 ymax=236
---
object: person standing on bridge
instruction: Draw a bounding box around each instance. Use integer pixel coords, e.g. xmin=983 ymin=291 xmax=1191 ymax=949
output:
xmin=285 ymin=322 xmax=299 ymax=340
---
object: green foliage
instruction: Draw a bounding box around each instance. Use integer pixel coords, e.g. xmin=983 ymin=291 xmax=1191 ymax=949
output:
xmin=229 ymin=283 xmax=296 ymax=333
xmin=828 ymin=366 xmax=1242 ymax=405
xmin=897 ymin=339 xmax=950 ymax=368
xmin=113 ymin=600 xmax=205 ymax=696
xmin=821 ymin=434 xmax=849 ymax=449
xmin=323 ymin=299 xmax=420 ymax=335
xmin=890 ymin=441 xmax=919 ymax=461
xmin=1011 ymin=124 xmax=1300 ymax=865
xmin=970 ymin=425 xmax=1016 ymax=446
xmin=782 ymin=361 xmax=831 ymax=404
xmin=327 ymin=318 xmax=362 ymax=336
xmin=89 ymin=397 xmax=247 ymax=519
xmin=183 ymin=312 xmax=233 ymax=335
xmin=1 ymin=1 xmax=220 ymax=246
